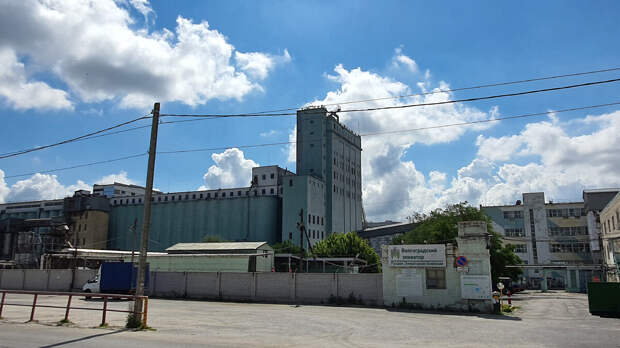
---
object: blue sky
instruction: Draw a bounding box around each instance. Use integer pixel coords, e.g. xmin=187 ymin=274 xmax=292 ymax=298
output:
xmin=1 ymin=1 xmax=619 ymax=221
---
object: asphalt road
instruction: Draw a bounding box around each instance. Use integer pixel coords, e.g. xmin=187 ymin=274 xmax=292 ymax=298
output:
xmin=0 ymin=291 xmax=618 ymax=347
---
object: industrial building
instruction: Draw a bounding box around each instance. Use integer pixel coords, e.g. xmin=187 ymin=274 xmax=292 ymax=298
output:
xmin=481 ymin=190 xmax=619 ymax=291
xmin=600 ymin=192 xmax=620 ymax=282
xmin=0 ymin=107 xmax=365 ymax=267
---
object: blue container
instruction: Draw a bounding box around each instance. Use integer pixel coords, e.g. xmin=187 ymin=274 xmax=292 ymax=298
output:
xmin=100 ymin=262 xmax=149 ymax=293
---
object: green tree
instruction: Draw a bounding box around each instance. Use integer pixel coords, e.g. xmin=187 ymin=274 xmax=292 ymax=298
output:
xmin=392 ymin=202 xmax=522 ymax=283
xmin=201 ymin=235 xmax=228 ymax=243
xmin=312 ymin=232 xmax=381 ymax=273
xmin=271 ymin=240 xmax=303 ymax=255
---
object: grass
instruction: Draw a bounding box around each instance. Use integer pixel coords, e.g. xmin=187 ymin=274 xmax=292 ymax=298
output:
xmin=57 ymin=319 xmax=72 ymax=326
xmin=501 ymin=304 xmax=520 ymax=313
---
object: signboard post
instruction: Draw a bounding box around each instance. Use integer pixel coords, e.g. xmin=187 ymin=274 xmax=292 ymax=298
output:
xmin=388 ymin=245 xmax=446 ymax=267
xmin=461 ymin=275 xmax=492 ymax=300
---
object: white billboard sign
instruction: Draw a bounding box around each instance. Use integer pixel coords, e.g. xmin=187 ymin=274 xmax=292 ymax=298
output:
xmin=388 ymin=244 xmax=446 ymax=267
xmin=460 ymin=275 xmax=492 ymax=300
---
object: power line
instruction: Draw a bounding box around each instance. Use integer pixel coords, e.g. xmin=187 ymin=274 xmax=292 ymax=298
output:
xmin=6 ymin=100 xmax=615 ymax=179
xmin=339 ymin=78 xmax=620 ymax=113
xmin=3 ymin=69 xmax=619 ymax=158
xmin=4 ymin=153 xmax=147 ymax=179
xmin=157 ymin=77 xmax=620 ymax=118
xmin=164 ymin=67 xmax=620 ymax=115
xmin=0 ymin=115 xmax=151 ymax=160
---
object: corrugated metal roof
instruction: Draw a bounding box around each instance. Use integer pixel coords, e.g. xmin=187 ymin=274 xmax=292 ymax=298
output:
xmin=166 ymin=242 xmax=271 ymax=252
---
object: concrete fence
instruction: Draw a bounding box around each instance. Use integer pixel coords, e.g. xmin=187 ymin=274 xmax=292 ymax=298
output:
xmin=0 ymin=270 xmax=383 ymax=306
xmin=0 ymin=269 xmax=97 ymax=291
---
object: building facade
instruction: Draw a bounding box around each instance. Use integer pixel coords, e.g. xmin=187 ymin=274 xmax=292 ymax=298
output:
xmin=600 ymin=192 xmax=620 ymax=282
xmin=1 ymin=107 xmax=364 ymax=263
xmin=482 ymin=192 xmax=600 ymax=291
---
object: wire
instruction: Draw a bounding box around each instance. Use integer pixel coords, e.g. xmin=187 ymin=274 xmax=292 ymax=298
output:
xmin=162 ymin=67 xmax=620 ymax=115
xmin=157 ymin=77 xmax=620 ymax=118
xmin=4 ymin=100 xmax=618 ymax=179
xmin=4 ymin=153 xmax=147 ymax=179
xmin=339 ymin=78 xmax=620 ymax=113
xmin=0 ymin=116 xmax=151 ymax=160
xmin=359 ymin=101 xmax=620 ymax=137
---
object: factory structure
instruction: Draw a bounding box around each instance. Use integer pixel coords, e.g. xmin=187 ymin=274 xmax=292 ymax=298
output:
xmin=0 ymin=107 xmax=365 ymax=267
xmin=481 ymin=189 xmax=619 ymax=291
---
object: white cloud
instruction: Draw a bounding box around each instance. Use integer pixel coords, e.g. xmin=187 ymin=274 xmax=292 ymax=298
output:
xmin=0 ymin=0 xmax=290 ymax=110
xmin=0 ymin=47 xmax=72 ymax=110
xmin=392 ymin=47 xmax=418 ymax=73
xmin=0 ymin=169 xmax=140 ymax=203
xmin=2 ymin=173 xmax=90 ymax=203
xmin=235 ymin=49 xmax=291 ymax=80
xmin=297 ymin=61 xmax=494 ymax=220
xmin=95 ymin=171 xmax=137 ymax=185
xmin=259 ymin=129 xmax=279 ymax=137
xmin=0 ymin=169 xmax=10 ymax=203
xmin=200 ymin=148 xmax=258 ymax=190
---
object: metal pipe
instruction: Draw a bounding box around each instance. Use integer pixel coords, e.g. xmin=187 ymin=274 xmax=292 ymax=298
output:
xmin=29 ymin=294 xmax=38 ymax=322
xmin=64 ymin=295 xmax=72 ymax=322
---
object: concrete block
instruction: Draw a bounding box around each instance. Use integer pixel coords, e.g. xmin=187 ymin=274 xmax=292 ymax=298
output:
xmin=0 ymin=270 xmax=25 ymax=290
xmin=23 ymin=269 xmax=48 ymax=291
xmin=295 ymin=274 xmax=335 ymax=303
xmin=48 ymin=269 xmax=73 ymax=291
xmin=186 ymin=272 xmax=220 ymax=299
xmin=74 ymin=269 xmax=98 ymax=290
xmin=153 ymin=272 xmax=186 ymax=298
xmin=337 ymin=274 xmax=382 ymax=305
xmin=255 ymin=272 xmax=292 ymax=302
xmin=220 ymin=272 xmax=253 ymax=300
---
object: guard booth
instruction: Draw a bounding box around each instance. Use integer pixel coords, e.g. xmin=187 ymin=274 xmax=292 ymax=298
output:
xmin=382 ymin=221 xmax=494 ymax=313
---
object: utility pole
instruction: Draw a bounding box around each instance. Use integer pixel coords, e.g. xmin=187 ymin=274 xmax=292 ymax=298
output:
xmin=297 ymin=209 xmax=305 ymax=273
xmin=130 ymin=218 xmax=137 ymax=264
xmin=133 ymin=102 xmax=160 ymax=320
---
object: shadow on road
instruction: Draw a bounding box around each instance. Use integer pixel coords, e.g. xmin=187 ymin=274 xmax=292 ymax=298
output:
xmin=385 ymin=307 xmax=523 ymax=321
xmin=39 ymin=329 xmax=128 ymax=348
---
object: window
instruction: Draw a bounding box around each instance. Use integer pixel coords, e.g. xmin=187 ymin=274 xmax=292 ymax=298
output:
xmin=192 ymin=194 xmax=196 ymax=199
xmin=132 ymin=198 xmax=135 ymax=204
xmin=139 ymin=198 xmax=142 ymax=203
xmin=270 ymin=173 xmax=275 ymax=179
xmin=207 ymin=193 xmax=211 ymax=198
xmin=321 ymin=231 xmax=324 ymax=239
xmin=164 ymin=196 xmax=168 ymax=201
xmin=289 ymin=179 xmax=293 ymax=187
xmin=238 ymin=191 xmax=242 ymax=196
xmin=308 ymin=214 xmax=311 ymax=223
xmin=504 ymin=228 xmax=525 ymax=237
xmin=321 ymin=217 xmax=324 ymax=225
xmin=113 ymin=200 xmax=117 ymax=204
xmin=222 ymin=192 xmax=226 ymax=197
xmin=270 ymin=188 xmax=274 ymax=194
xmin=261 ymin=189 xmax=266 ymax=195
xmin=171 ymin=196 xmax=175 ymax=201
xmin=262 ymin=174 xmax=266 ymax=180
xmin=178 ymin=195 xmax=182 ymax=200
xmin=312 ymin=215 xmax=316 ymax=224
xmin=199 ymin=193 xmax=203 ymax=199
xmin=509 ymin=244 xmax=527 ymax=253
xmin=253 ymin=175 xmax=258 ymax=184
xmin=426 ymin=269 xmax=446 ymax=289
xmin=215 ymin=193 xmax=219 ymax=198
xmin=289 ymin=232 xmax=292 ymax=240
xmin=503 ymin=211 xmax=523 ymax=219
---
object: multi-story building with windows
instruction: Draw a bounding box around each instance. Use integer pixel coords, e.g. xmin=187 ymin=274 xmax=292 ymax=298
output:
xmin=600 ymin=192 xmax=620 ymax=282
xmin=1 ymin=107 xmax=364 ymax=265
xmin=482 ymin=192 xmax=602 ymax=292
